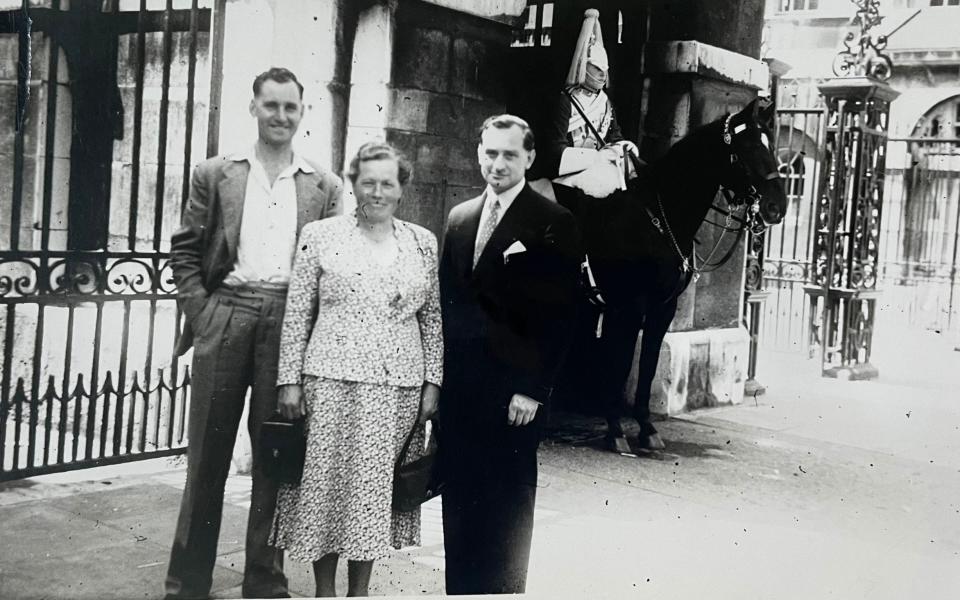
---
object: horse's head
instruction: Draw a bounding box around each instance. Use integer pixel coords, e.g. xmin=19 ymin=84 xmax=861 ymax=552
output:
xmin=722 ymin=98 xmax=787 ymax=229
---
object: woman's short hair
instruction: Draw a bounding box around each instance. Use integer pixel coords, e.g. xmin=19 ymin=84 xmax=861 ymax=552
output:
xmin=346 ymin=141 xmax=413 ymax=186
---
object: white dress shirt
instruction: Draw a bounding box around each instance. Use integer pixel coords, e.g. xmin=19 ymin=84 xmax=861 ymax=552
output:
xmin=223 ymin=146 xmax=314 ymax=286
xmin=475 ymin=178 xmax=525 ymax=249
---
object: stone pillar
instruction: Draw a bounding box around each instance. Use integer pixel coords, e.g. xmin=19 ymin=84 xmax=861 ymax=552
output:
xmin=341 ymin=0 xmax=397 ymax=210
xmin=341 ymin=0 xmax=518 ymax=236
xmin=216 ymin=0 xmax=346 ymax=171
xmin=628 ymin=0 xmax=770 ymax=416
xmin=804 ymin=77 xmax=899 ymax=380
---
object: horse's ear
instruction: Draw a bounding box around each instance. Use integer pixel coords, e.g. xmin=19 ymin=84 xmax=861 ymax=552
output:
xmin=756 ymin=97 xmax=776 ymax=128
xmin=737 ymin=98 xmax=760 ymax=124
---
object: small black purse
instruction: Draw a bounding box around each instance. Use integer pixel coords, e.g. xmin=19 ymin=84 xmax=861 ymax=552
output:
xmin=392 ymin=420 xmax=444 ymax=512
xmin=259 ymin=411 xmax=306 ymax=485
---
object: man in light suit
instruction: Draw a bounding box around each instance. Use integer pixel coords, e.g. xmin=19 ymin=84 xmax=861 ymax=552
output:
xmin=165 ymin=67 xmax=342 ymax=599
xmin=439 ymin=115 xmax=581 ymax=595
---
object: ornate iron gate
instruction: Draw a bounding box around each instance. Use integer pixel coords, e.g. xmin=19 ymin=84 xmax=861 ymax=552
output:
xmin=1 ymin=0 xmax=223 ymax=481
xmin=751 ymin=105 xmax=828 ymax=356
xmin=802 ymin=78 xmax=898 ymax=378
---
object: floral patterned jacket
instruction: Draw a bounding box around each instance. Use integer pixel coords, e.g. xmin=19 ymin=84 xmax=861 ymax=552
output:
xmin=277 ymin=214 xmax=443 ymax=388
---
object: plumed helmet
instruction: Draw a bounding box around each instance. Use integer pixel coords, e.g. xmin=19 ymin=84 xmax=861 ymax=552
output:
xmin=565 ymin=8 xmax=608 ymax=87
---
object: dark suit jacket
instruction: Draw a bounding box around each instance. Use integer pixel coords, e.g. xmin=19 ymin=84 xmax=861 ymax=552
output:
xmin=170 ymin=154 xmax=343 ymax=356
xmin=438 ymin=183 xmax=581 ymax=484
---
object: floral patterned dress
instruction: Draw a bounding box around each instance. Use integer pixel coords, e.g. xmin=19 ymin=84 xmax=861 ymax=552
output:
xmin=270 ymin=213 xmax=443 ymax=562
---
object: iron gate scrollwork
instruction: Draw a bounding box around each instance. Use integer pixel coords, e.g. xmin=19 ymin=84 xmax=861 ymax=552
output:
xmin=1 ymin=0 xmax=223 ymax=481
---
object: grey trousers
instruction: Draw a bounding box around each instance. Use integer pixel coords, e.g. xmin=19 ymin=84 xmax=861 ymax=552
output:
xmin=165 ymin=285 xmax=288 ymax=599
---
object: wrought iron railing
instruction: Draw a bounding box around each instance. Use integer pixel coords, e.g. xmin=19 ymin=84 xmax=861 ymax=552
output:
xmin=1 ymin=0 xmax=223 ymax=480
xmin=2 ymin=366 xmax=190 ymax=481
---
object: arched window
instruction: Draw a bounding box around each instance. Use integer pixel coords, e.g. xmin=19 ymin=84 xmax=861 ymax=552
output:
xmin=911 ymin=95 xmax=960 ymax=151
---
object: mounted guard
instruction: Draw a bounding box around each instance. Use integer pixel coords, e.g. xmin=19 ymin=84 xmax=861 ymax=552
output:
xmin=529 ymin=9 xmax=788 ymax=455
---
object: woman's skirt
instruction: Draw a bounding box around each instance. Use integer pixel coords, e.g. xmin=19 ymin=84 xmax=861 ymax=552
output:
xmin=270 ymin=376 xmax=424 ymax=562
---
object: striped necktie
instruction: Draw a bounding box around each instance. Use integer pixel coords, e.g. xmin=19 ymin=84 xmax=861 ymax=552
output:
xmin=473 ymin=198 xmax=501 ymax=268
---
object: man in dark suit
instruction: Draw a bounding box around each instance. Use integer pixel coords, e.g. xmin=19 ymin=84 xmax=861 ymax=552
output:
xmin=164 ymin=67 xmax=342 ymax=599
xmin=439 ymin=114 xmax=581 ymax=595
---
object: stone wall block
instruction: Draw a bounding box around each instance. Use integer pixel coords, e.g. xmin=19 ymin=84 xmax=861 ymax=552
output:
xmin=443 ymin=182 xmax=483 ymax=215
xmin=642 ymin=327 xmax=749 ymax=416
xmin=348 ymin=83 xmax=393 ymax=130
xmin=393 ymin=26 xmax=451 ymax=93
xmin=48 ymin=82 xmax=72 ymax=160
xmin=685 ymin=341 xmax=714 ymax=409
xmin=386 ymin=130 xmax=478 ymax=188
xmin=0 ymin=81 xmax=44 ymax=157
xmin=421 ymin=92 xmax=502 ymax=140
xmin=389 ymin=88 xmax=431 ymax=133
xmin=29 ymin=156 xmax=70 ymax=251
xmin=0 ymin=154 xmax=38 ymax=250
xmin=450 ymin=36 xmax=505 ymax=101
xmin=107 ymin=162 xmax=183 ymax=252
xmin=114 ymin=90 xmax=210 ymax=167
xmin=395 ymin=181 xmax=444 ymax=235
xmin=0 ymin=33 xmax=50 ymax=81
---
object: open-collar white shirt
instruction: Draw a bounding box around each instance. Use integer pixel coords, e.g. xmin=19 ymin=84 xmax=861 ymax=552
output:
xmin=223 ymin=145 xmax=315 ymax=286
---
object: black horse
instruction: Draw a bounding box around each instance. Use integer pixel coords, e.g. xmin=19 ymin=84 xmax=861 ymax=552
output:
xmin=548 ymin=98 xmax=787 ymax=453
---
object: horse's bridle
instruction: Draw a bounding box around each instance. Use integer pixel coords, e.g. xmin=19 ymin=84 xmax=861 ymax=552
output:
xmin=720 ymin=113 xmax=781 ymax=237
xmin=648 ymin=113 xmax=782 ymax=283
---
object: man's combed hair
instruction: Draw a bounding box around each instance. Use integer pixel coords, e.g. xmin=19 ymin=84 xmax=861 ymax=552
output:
xmin=347 ymin=141 xmax=413 ymax=186
xmin=478 ymin=114 xmax=535 ymax=151
xmin=252 ymin=67 xmax=304 ymax=98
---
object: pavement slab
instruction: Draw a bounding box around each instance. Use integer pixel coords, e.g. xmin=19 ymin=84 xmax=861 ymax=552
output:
xmin=2 ymin=343 xmax=959 ymax=599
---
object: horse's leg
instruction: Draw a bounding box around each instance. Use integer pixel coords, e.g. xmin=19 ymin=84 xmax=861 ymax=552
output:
xmin=595 ymin=304 xmax=644 ymax=454
xmin=630 ymin=295 xmax=679 ymax=451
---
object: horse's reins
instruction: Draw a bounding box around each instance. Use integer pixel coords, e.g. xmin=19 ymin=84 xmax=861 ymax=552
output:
xmin=560 ymin=95 xmax=779 ymax=335
xmin=651 ymin=113 xmax=780 ymax=280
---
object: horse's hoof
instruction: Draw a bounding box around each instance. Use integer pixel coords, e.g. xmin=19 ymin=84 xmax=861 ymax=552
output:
xmin=645 ymin=433 xmax=666 ymax=450
xmin=605 ymin=435 xmax=634 ymax=455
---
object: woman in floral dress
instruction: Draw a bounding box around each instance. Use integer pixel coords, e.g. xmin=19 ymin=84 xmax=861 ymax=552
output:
xmin=271 ymin=141 xmax=442 ymax=597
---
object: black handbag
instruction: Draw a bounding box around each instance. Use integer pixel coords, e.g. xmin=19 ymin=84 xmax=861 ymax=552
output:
xmin=259 ymin=411 xmax=306 ymax=485
xmin=392 ymin=420 xmax=444 ymax=512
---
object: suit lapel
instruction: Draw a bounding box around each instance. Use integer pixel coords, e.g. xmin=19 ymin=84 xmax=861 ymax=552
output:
xmin=459 ymin=195 xmax=484 ymax=276
xmin=217 ymin=160 xmax=250 ymax=257
xmin=295 ymin=170 xmax=324 ymax=234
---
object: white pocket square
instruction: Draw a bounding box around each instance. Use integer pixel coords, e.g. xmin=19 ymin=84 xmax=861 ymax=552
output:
xmin=504 ymin=240 xmax=526 ymax=255
xmin=503 ymin=240 xmax=527 ymax=263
